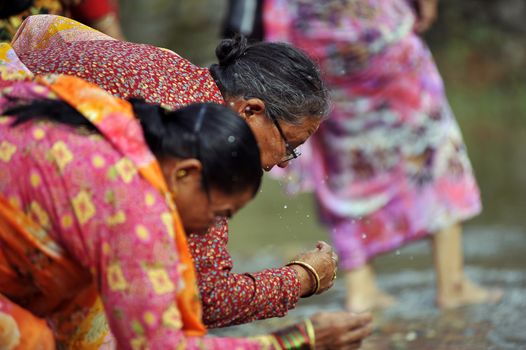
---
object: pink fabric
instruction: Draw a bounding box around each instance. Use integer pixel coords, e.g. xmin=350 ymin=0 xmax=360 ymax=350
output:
xmin=265 ymin=0 xmax=482 ymax=269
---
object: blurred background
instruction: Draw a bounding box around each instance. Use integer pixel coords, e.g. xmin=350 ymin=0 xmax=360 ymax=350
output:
xmin=119 ymin=1 xmax=526 ymax=348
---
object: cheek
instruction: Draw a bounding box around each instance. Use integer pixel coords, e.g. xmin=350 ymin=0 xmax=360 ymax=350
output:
xmin=259 ymin=139 xmax=283 ymax=167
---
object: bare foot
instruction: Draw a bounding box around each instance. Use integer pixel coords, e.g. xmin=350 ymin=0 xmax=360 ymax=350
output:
xmin=437 ymin=279 xmax=503 ymax=309
xmin=344 ymin=265 xmax=397 ymax=312
xmin=346 ymin=289 xmax=397 ymax=313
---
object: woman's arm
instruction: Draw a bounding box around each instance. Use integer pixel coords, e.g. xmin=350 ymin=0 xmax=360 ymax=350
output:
xmin=189 ymin=218 xmax=302 ymax=328
xmin=189 ymin=218 xmax=338 ymax=328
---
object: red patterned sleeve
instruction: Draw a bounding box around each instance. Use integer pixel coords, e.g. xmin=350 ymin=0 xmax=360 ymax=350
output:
xmin=188 ymin=218 xmax=302 ymax=328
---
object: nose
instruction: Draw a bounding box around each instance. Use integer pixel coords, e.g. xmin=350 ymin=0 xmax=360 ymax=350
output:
xmin=277 ymin=160 xmax=290 ymax=168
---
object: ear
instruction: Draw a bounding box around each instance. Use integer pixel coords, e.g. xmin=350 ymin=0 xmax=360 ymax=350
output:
xmin=167 ymin=158 xmax=203 ymax=192
xmin=227 ymin=98 xmax=266 ymax=120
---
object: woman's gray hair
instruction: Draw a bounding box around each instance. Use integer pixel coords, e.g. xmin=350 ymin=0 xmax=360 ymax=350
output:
xmin=210 ymin=36 xmax=329 ymax=125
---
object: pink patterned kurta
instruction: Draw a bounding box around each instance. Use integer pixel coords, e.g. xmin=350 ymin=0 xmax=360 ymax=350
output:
xmin=265 ymin=0 xmax=482 ymax=269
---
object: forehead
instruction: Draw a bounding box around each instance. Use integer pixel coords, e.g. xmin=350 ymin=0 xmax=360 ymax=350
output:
xmin=281 ymin=116 xmax=321 ymax=147
xmin=211 ymin=187 xmax=255 ymax=209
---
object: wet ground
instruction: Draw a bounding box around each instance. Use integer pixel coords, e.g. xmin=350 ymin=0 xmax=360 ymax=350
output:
xmin=213 ymin=226 xmax=526 ymax=349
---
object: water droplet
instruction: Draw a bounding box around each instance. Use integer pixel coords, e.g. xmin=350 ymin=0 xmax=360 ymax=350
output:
xmin=395 ymin=250 xmax=401 ymax=256
xmin=405 ymin=331 xmax=417 ymax=342
xmin=361 ymin=233 xmax=367 ymax=239
xmin=227 ymin=135 xmax=236 ymax=143
xmin=283 ymin=205 xmax=288 ymax=209
xmin=306 ymin=214 xmax=310 ymax=218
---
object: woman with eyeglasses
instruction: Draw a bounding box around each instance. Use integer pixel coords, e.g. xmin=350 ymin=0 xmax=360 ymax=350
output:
xmin=9 ymin=14 xmax=345 ymax=330
xmin=0 ymin=59 xmax=372 ymax=349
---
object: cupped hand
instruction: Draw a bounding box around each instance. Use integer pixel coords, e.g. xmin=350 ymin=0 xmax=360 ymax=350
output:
xmin=290 ymin=241 xmax=338 ymax=295
xmin=310 ymin=311 xmax=373 ymax=350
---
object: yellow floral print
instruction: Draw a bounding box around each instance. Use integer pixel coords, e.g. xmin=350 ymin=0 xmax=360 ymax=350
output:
xmin=102 ymin=242 xmax=111 ymax=255
xmin=0 ymin=141 xmax=16 ymax=162
xmin=130 ymin=336 xmax=147 ymax=350
xmin=29 ymin=201 xmax=50 ymax=228
xmin=72 ymin=190 xmax=96 ymax=225
xmin=107 ymin=263 xmax=128 ymax=291
xmin=7 ymin=196 xmax=21 ymax=210
xmin=50 ymin=141 xmax=73 ymax=171
xmin=60 ymin=214 xmax=73 ymax=229
xmin=91 ymin=155 xmax=106 ymax=168
xmin=161 ymin=213 xmax=175 ymax=239
xmin=30 ymin=172 xmax=41 ymax=188
xmin=146 ymin=267 xmax=175 ymax=295
xmin=136 ymin=225 xmax=150 ymax=242
xmin=106 ymin=211 xmax=126 ymax=226
xmin=115 ymin=158 xmax=137 ymax=184
xmin=32 ymin=128 xmax=46 ymax=140
xmin=144 ymin=192 xmax=155 ymax=207
xmin=143 ymin=312 xmax=156 ymax=327
xmin=162 ymin=303 xmax=182 ymax=329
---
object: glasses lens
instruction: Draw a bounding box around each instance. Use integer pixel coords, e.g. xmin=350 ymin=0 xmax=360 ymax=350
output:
xmin=280 ymin=148 xmax=301 ymax=164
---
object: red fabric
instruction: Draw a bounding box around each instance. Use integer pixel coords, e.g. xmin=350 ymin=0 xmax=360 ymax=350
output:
xmin=189 ymin=218 xmax=301 ymax=328
xmin=71 ymin=0 xmax=118 ymax=22
xmin=18 ymin=40 xmax=224 ymax=108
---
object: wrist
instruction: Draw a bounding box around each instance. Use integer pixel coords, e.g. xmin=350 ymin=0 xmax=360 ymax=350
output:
xmin=288 ymin=264 xmax=315 ymax=297
xmin=286 ymin=261 xmax=320 ymax=297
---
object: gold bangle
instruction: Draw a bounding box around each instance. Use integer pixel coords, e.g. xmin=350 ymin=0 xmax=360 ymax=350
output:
xmin=304 ymin=318 xmax=316 ymax=350
xmin=286 ymin=260 xmax=321 ymax=297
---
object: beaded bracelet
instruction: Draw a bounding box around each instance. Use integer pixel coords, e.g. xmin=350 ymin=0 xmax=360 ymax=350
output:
xmin=286 ymin=260 xmax=321 ymax=298
xmin=271 ymin=321 xmax=313 ymax=350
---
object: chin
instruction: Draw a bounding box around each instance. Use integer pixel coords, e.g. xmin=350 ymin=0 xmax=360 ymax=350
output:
xmin=263 ymin=164 xmax=274 ymax=172
xmin=184 ymin=226 xmax=209 ymax=235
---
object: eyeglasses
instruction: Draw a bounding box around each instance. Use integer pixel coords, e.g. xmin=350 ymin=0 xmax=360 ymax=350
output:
xmin=269 ymin=114 xmax=301 ymax=164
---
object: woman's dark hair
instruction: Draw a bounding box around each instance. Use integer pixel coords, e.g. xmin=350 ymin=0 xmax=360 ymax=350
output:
xmin=8 ymin=99 xmax=262 ymax=196
xmin=209 ymin=35 xmax=329 ymax=125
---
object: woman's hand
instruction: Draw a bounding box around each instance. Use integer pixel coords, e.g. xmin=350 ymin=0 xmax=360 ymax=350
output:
xmin=413 ymin=0 xmax=439 ymax=34
xmin=288 ymin=241 xmax=338 ymax=297
xmin=311 ymin=311 xmax=373 ymax=350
